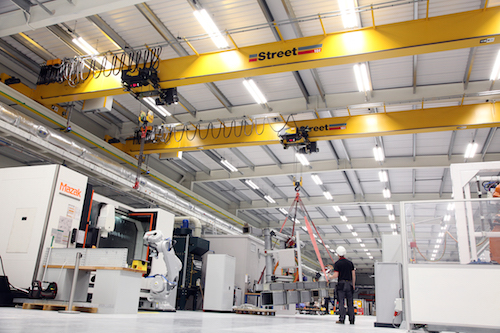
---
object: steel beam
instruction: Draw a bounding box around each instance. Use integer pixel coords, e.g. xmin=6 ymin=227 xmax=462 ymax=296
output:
xmin=111 ymin=102 xmax=500 ymax=154
xmin=193 ymin=153 xmax=500 ymax=183
xmin=11 ymin=33 xmax=56 ymax=62
xmin=31 ymin=7 xmax=500 ymax=104
xmin=0 ymin=0 xmax=150 ymax=37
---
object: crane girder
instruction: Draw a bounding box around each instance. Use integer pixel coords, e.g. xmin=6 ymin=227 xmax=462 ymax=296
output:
xmin=32 ymin=7 xmax=500 ymax=105
xmin=109 ymin=102 xmax=500 ymax=155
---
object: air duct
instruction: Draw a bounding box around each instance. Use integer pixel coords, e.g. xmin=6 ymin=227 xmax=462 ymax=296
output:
xmin=0 ymin=101 xmax=240 ymax=235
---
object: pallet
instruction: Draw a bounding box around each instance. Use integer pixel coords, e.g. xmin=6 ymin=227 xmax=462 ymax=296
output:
xmin=22 ymin=303 xmax=98 ymax=313
xmin=233 ymin=308 xmax=276 ymax=316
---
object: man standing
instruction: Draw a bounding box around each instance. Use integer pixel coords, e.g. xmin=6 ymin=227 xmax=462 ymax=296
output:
xmin=332 ymin=246 xmax=356 ymax=324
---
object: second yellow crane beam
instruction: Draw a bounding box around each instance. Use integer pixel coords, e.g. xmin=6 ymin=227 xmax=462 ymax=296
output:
xmin=110 ymin=102 xmax=500 ymax=155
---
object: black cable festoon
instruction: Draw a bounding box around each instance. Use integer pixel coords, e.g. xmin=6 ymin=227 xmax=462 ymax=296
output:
xmin=36 ymin=47 xmax=163 ymax=87
xmin=154 ymin=115 xmax=295 ymax=145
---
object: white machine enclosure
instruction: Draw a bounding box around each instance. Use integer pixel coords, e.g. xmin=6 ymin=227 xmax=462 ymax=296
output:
xmin=203 ymin=254 xmax=236 ymax=312
xmin=203 ymin=234 xmax=265 ymax=303
xmin=0 ymin=165 xmax=87 ymax=288
xmin=374 ymin=262 xmax=403 ymax=327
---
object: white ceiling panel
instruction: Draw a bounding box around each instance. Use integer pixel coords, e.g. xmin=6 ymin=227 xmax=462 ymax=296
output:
xmin=416 ymin=131 xmax=453 ymax=155
xmin=24 ymin=28 xmax=76 ymax=60
xmin=202 ymin=0 xmax=276 ymax=47
xmin=97 ymin=5 xmax=177 ymax=58
xmin=469 ymin=43 xmax=500 ymax=82
xmin=370 ymin=56 xmax=413 ymax=90
xmin=177 ymin=83 xmax=224 ymax=111
xmin=317 ymin=64 xmax=358 ymax=94
xmin=359 ymin=0 xmax=414 ymax=26
xmin=383 ymin=133 xmax=413 ymax=157
xmin=388 ymin=169 xmax=413 ymax=194
xmin=417 ymin=49 xmax=470 ymax=86
xmin=288 ymin=0 xmax=340 ymax=37
xmin=424 ymin=0 xmax=482 ymax=17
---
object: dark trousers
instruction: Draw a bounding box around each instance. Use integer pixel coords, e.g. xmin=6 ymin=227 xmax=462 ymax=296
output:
xmin=337 ymin=281 xmax=354 ymax=323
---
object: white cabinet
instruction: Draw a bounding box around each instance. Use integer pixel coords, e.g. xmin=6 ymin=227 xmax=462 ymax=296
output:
xmin=203 ymin=254 xmax=235 ymax=312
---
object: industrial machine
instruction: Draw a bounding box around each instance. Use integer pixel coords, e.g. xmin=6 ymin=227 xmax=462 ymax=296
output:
xmin=173 ymin=226 xmax=209 ymax=310
xmin=142 ymin=230 xmax=182 ymax=311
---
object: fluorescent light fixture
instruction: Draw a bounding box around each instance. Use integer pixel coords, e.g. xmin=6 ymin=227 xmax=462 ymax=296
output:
xmin=443 ymin=214 xmax=451 ymax=222
xmin=464 ymin=142 xmax=478 ymax=158
xmin=490 ymin=50 xmax=500 ymax=80
xmin=438 ymin=232 xmax=444 ymax=238
xmin=346 ymin=224 xmax=353 ymax=230
xmin=243 ymin=79 xmax=267 ymax=104
xmin=360 ymin=243 xmax=365 ymax=247
xmin=295 ymin=153 xmax=310 ymax=166
xmin=193 ymin=9 xmax=228 ymax=49
xmin=379 ymin=170 xmax=388 ymax=182
xmin=72 ymin=37 xmax=112 ymax=70
xmin=144 ymin=97 xmax=171 ymax=117
xmin=338 ymin=0 xmax=358 ymax=28
xmin=430 ymin=257 xmax=435 ymax=261
xmin=447 ymin=203 xmax=455 ymax=211
xmin=441 ymin=224 xmax=448 ymax=230
xmin=391 ymin=223 xmax=397 ymax=229
xmin=356 ymin=238 xmax=362 ymax=243
xmin=317 ymin=239 xmax=323 ymax=244
xmin=340 ymin=215 xmax=348 ymax=222
xmin=433 ymin=249 xmax=438 ymax=253
xmin=330 ymin=249 xmax=336 ymax=253
xmin=383 ymin=188 xmax=391 ymax=198
xmin=369 ymin=256 xmax=373 ymax=259
xmin=386 ymin=204 xmax=394 ymax=211
xmin=352 ymin=232 xmax=358 ymax=236
xmin=392 ymin=231 xmax=398 ymax=235
xmin=220 ymin=159 xmax=238 ymax=172
xmin=323 ymin=191 xmax=333 ymax=200
xmin=436 ymin=239 xmax=442 ymax=244
xmin=366 ymin=252 xmax=371 ymax=256
xmin=435 ymin=244 xmax=440 ymax=249
xmin=301 ymin=226 xmax=308 ymax=232
xmin=72 ymin=37 xmax=98 ymax=55
xmin=313 ymin=234 xmax=317 ymax=238
xmin=333 ymin=205 xmax=341 ymax=212
xmin=245 ymin=179 xmax=259 ymax=190
xmin=389 ymin=214 xmax=395 ymax=221
xmin=311 ymin=174 xmax=323 ymax=185
xmin=364 ymin=249 xmax=368 ymax=252
xmin=325 ymin=245 xmax=330 ymax=249
xmin=353 ymin=63 xmax=371 ymax=92
xmin=264 ymin=195 xmax=276 ymax=203
xmin=278 ymin=208 xmax=288 ymax=215
xmin=373 ymin=145 xmax=385 ymax=162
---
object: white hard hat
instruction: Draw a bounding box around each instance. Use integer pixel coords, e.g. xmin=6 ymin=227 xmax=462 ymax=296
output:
xmin=336 ymin=246 xmax=346 ymax=256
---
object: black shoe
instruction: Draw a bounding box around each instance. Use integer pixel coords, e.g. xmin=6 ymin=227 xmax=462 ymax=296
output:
xmin=350 ymin=322 xmax=355 ymax=325
xmin=336 ymin=320 xmax=344 ymax=324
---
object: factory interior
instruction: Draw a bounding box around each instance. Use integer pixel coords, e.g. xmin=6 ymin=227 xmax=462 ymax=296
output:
xmin=0 ymin=0 xmax=500 ymax=332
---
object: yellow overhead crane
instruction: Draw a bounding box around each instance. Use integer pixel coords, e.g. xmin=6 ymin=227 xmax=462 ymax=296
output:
xmin=29 ymin=6 xmax=500 ymax=105
xmin=2 ymin=7 xmax=500 ymax=159
xmin=109 ymin=102 xmax=500 ymax=155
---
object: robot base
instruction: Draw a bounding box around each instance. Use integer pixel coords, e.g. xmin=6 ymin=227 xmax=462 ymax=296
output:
xmin=139 ymin=298 xmax=176 ymax=312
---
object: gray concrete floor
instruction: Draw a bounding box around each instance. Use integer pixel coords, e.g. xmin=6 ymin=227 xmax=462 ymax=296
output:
xmin=0 ymin=307 xmax=403 ymax=333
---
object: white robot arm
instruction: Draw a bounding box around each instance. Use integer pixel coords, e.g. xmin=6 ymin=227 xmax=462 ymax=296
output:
xmin=143 ymin=230 xmax=182 ymax=310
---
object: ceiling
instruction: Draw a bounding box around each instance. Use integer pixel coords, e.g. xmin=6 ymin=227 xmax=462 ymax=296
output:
xmin=1 ymin=0 xmax=500 ymax=275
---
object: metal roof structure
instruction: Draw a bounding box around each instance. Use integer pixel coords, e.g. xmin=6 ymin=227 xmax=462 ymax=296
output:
xmin=1 ymin=0 xmax=500 ymax=275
